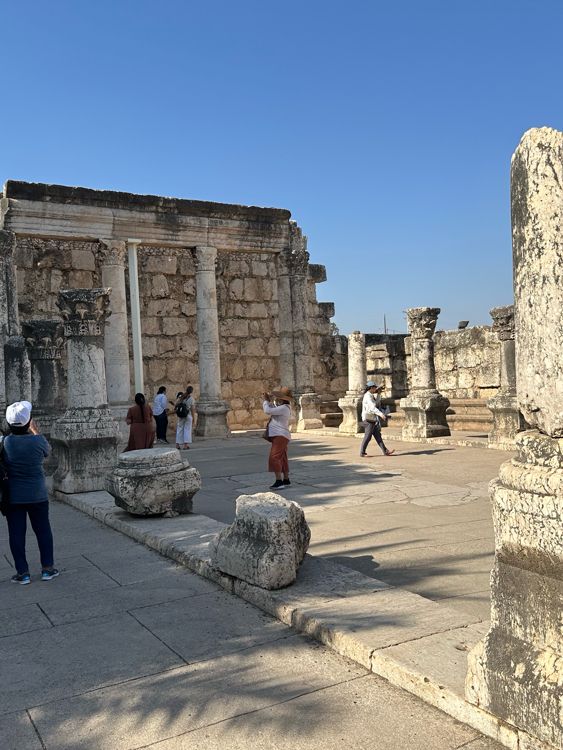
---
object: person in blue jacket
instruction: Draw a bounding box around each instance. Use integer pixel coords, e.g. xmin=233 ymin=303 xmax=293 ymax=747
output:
xmin=2 ymin=401 xmax=59 ymax=584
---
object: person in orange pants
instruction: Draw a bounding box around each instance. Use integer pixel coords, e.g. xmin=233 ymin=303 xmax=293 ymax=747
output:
xmin=263 ymin=387 xmax=293 ymax=489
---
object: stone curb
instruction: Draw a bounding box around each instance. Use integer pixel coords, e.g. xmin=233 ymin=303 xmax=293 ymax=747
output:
xmin=55 ymin=489 xmax=540 ymax=750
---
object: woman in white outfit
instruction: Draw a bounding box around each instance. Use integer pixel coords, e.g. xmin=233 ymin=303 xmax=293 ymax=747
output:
xmin=175 ymin=386 xmax=196 ymax=450
xmin=263 ymin=387 xmax=292 ymax=489
xmin=360 ymin=381 xmax=395 ymax=457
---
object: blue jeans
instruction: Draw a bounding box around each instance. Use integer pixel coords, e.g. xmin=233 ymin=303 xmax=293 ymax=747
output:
xmin=360 ymin=420 xmax=388 ymax=456
xmin=6 ymin=501 xmax=54 ymax=575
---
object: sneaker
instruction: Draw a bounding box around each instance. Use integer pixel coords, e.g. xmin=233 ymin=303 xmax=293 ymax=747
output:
xmin=360 ymin=453 xmax=369 ymax=457
xmin=282 ymin=478 xmax=291 ymax=486
xmin=270 ymin=480 xmax=284 ymax=489
xmin=11 ymin=573 xmax=31 ymax=585
xmin=384 ymin=449 xmax=395 ymax=456
xmin=41 ymin=568 xmax=60 ymax=581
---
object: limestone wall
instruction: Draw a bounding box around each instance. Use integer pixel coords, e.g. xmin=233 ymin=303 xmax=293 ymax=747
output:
xmin=14 ymin=237 xmax=341 ymax=430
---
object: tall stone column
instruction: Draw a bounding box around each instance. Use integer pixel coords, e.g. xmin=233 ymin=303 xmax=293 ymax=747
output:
xmin=99 ymin=239 xmax=131 ymax=441
xmin=22 ymin=319 xmax=65 ymax=432
xmin=487 ymin=305 xmax=525 ymax=450
xmin=288 ymin=223 xmax=321 ymax=430
xmin=400 ymin=307 xmax=450 ymax=439
xmin=0 ymin=230 xmax=31 ymax=409
xmin=193 ymin=246 xmax=229 ymax=437
xmin=338 ymin=331 xmax=366 ymax=434
xmin=51 ymin=288 xmax=120 ymax=494
xmin=276 ymin=250 xmax=296 ymax=394
xmin=466 ymin=127 xmax=563 ymax=749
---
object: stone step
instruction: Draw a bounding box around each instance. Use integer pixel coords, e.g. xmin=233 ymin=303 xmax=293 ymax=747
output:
xmin=323 ymin=412 xmax=344 ymax=427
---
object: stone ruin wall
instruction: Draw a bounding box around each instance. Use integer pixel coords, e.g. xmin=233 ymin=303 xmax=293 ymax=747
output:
xmin=14 ymin=236 xmax=343 ymax=431
xmin=365 ymin=325 xmax=501 ymax=400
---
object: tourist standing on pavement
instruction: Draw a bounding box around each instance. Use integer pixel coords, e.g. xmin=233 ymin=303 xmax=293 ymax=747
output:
xmin=263 ymin=387 xmax=292 ymax=489
xmin=125 ymin=393 xmax=156 ymax=451
xmin=2 ymin=401 xmax=58 ymax=584
xmin=175 ymin=386 xmax=196 ymax=450
xmin=153 ymin=386 xmax=169 ymax=443
xmin=360 ymin=382 xmax=395 ymax=457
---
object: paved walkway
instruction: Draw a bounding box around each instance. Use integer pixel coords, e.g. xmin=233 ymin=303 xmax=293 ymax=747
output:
xmin=193 ymin=431 xmax=509 ymax=621
xmin=0 ymin=498 xmax=500 ymax=749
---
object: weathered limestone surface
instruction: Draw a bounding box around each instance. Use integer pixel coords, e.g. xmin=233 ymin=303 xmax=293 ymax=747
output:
xmin=466 ymin=127 xmax=563 ymax=750
xmin=400 ymin=308 xmax=450 ymax=439
xmin=365 ymin=334 xmax=408 ymax=399
xmin=338 ymin=331 xmax=366 ymax=435
xmin=51 ymin=288 xmax=119 ymax=494
xmin=209 ymin=493 xmax=311 ymax=589
xmin=193 ymin=245 xmax=230 ymax=437
xmin=107 ymin=447 xmax=201 ymax=516
xmin=433 ymin=327 xmax=500 ymax=400
xmin=22 ymin=319 xmax=65 ymax=438
xmin=487 ymin=305 xmax=525 ymax=450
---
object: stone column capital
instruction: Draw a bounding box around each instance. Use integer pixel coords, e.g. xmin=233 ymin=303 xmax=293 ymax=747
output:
xmin=193 ymin=245 xmax=217 ymax=272
xmin=490 ymin=304 xmax=514 ymax=340
xmin=0 ymin=230 xmax=16 ymax=258
xmin=57 ymin=288 xmax=111 ymax=338
xmin=98 ymin=239 xmax=127 ymax=267
xmin=22 ymin=320 xmax=64 ymax=360
xmin=406 ymin=307 xmax=440 ymax=339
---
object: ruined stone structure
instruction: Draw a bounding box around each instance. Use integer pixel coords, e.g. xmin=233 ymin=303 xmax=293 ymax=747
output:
xmin=0 ymin=181 xmax=341 ymax=432
xmin=400 ymin=307 xmax=450 ymax=439
xmin=51 ymin=289 xmax=120 ymax=494
xmin=466 ymin=127 xmax=563 ymax=749
xmin=338 ymin=331 xmax=366 ymax=435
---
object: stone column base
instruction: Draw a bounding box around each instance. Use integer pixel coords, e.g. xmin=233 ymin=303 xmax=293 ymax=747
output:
xmin=195 ymin=399 xmax=230 ymax=438
xmin=466 ymin=431 xmax=563 ymax=749
xmin=297 ymin=392 xmax=322 ymax=430
xmin=400 ymin=391 xmax=450 ymax=439
xmin=487 ymin=392 xmax=526 ymax=450
xmin=338 ymin=393 xmax=363 ymax=435
xmin=51 ymin=407 xmax=120 ymax=494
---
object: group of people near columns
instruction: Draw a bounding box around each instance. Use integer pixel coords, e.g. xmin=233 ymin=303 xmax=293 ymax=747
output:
xmin=125 ymin=385 xmax=197 ymax=452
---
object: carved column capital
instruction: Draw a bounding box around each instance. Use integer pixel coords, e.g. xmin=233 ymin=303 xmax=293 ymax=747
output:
xmin=98 ymin=239 xmax=127 ymax=267
xmin=490 ymin=304 xmax=515 ymax=341
xmin=57 ymin=288 xmax=111 ymax=338
xmin=193 ymin=245 xmax=217 ymax=272
xmin=22 ymin=320 xmax=64 ymax=360
xmin=406 ymin=307 xmax=440 ymax=339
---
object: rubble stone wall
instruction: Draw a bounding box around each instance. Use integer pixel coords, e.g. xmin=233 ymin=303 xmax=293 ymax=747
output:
xmin=14 ymin=237 xmax=341 ymax=430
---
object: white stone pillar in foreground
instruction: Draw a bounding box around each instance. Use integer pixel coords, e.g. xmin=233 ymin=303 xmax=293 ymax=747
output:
xmin=400 ymin=307 xmax=449 ymax=439
xmin=487 ymin=305 xmax=525 ymax=450
xmin=466 ymin=127 xmax=563 ymax=749
xmin=51 ymin=289 xmax=119 ymax=494
xmin=338 ymin=331 xmax=366 ymax=435
xmin=193 ymin=246 xmax=229 ymax=437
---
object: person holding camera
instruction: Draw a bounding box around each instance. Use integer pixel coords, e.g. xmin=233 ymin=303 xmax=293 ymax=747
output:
xmin=263 ymin=387 xmax=293 ymax=489
xmin=360 ymin=381 xmax=395 ymax=457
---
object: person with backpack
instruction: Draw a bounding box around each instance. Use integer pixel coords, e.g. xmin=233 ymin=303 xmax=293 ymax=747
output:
xmin=125 ymin=393 xmax=155 ymax=451
xmin=2 ymin=401 xmax=58 ymax=584
xmin=175 ymin=386 xmax=196 ymax=450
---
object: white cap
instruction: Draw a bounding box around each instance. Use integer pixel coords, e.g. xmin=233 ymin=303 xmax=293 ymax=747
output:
xmin=6 ymin=401 xmax=32 ymax=426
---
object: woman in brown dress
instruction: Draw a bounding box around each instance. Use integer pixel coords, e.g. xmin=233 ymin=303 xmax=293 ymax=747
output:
xmin=125 ymin=393 xmax=156 ymax=451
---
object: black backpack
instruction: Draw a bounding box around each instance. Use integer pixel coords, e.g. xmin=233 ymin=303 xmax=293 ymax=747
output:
xmin=175 ymin=401 xmax=189 ymax=419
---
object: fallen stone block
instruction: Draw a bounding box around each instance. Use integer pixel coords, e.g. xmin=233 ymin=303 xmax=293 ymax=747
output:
xmin=106 ymin=447 xmax=201 ymax=517
xmin=209 ymin=492 xmax=310 ymax=589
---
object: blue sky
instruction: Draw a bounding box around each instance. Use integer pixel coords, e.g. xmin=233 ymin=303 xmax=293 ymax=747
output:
xmin=2 ymin=0 xmax=562 ymax=334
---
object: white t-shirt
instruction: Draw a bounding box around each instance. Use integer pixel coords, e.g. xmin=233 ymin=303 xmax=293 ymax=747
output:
xmin=361 ymin=392 xmax=387 ymax=422
xmin=263 ymin=401 xmax=291 ymax=440
xmin=153 ymin=393 xmax=168 ymax=416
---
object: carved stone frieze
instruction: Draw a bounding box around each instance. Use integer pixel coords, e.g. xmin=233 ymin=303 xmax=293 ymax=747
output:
xmin=406 ymin=307 xmax=440 ymax=340
xmin=98 ymin=239 xmax=127 ymax=267
xmin=490 ymin=304 xmax=514 ymax=341
xmin=22 ymin=320 xmax=64 ymax=360
xmin=57 ymin=288 xmax=111 ymax=338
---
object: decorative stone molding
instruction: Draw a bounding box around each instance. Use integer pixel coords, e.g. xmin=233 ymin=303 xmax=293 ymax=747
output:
xmin=308 ymin=263 xmax=327 ymax=283
xmin=467 ymin=127 xmax=563 ymax=749
xmin=22 ymin=320 xmax=64 ymax=361
xmin=400 ymin=307 xmax=450 ymax=439
xmin=98 ymin=239 xmax=127 ymax=267
xmin=57 ymin=288 xmax=111 ymax=338
xmin=490 ymin=304 xmax=515 ymax=341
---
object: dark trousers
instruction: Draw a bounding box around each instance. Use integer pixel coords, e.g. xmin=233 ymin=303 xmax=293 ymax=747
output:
xmin=360 ymin=420 xmax=388 ymax=456
xmin=7 ymin=501 xmax=54 ymax=575
xmin=154 ymin=413 xmax=168 ymax=441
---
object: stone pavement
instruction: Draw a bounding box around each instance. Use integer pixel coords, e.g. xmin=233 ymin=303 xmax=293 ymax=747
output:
xmin=0 ymin=498 xmax=500 ymax=750
xmin=193 ymin=431 xmax=508 ymax=621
